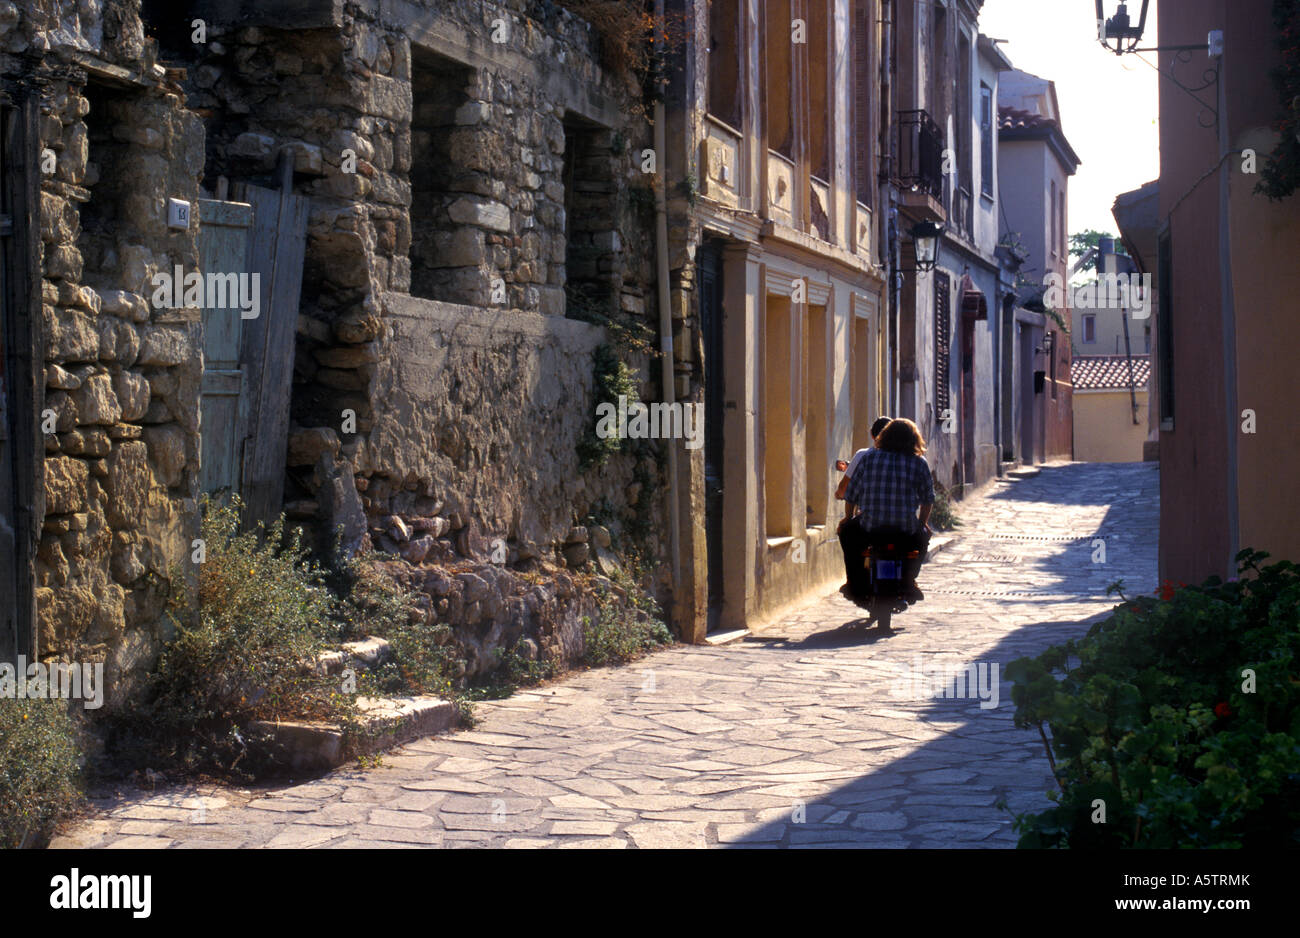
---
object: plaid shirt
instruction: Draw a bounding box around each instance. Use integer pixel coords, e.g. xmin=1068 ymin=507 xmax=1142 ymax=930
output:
xmin=844 ymin=448 xmax=935 ymax=534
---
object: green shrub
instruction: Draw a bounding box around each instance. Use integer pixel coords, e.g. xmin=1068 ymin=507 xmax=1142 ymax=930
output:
xmin=110 ymin=496 xmax=355 ymax=775
xmin=1006 ymin=550 xmax=1300 ymax=848
xmin=930 ymin=479 xmax=962 ymax=531
xmin=582 ymin=576 xmax=672 ymax=668
xmin=0 ymin=698 xmax=82 ymax=848
xmin=334 ymin=553 xmax=463 ymax=700
xmin=578 ymin=344 xmax=644 ymax=468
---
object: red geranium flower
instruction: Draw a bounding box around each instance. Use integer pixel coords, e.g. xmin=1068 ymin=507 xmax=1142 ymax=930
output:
xmin=1157 ymin=580 xmax=1176 ymax=601
xmin=1214 ymin=702 xmax=1232 ymax=719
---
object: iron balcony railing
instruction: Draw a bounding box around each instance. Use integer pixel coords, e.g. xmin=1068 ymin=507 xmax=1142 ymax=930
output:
xmin=895 ymin=109 xmax=944 ymax=199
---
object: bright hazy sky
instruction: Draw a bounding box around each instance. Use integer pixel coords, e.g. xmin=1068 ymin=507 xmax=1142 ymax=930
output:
xmin=979 ymin=0 xmax=1161 ymax=241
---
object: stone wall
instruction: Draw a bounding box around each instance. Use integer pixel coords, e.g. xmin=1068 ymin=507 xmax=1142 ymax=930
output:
xmin=9 ymin=0 xmax=670 ymax=698
xmin=181 ymin=3 xmax=665 ymax=548
xmin=178 ymin=0 xmax=669 ymax=670
xmin=7 ymin=0 xmax=206 ymax=707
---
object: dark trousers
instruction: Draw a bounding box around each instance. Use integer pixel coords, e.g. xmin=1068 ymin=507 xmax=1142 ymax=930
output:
xmin=838 ymin=520 xmax=930 ymax=598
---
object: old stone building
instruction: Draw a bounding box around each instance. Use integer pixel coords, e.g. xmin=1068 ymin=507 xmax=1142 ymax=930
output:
xmin=3 ymin=0 xmax=671 ymax=699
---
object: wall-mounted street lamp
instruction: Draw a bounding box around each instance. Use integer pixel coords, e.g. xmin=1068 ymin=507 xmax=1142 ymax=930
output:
xmin=899 ymin=220 xmax=943 ymax=274
xmin=1096 ymin=1 xmax=1149 ymax=56
xmin=1096 ymin=2 xmax=1223 ymax=126
xmin=1096 ymin=1 xmax=1223 ymax=57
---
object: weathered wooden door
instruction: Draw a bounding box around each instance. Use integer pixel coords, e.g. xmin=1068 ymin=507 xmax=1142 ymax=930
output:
xmin=0 ymin=90 xmax=39 ymax=665
xmin=232 ymin=165 xmax=309 ymax=527
xmin=698 ymin=242 xmax=725 ymax=633
xmin=197 ymin=198 xmax=253 ymax=498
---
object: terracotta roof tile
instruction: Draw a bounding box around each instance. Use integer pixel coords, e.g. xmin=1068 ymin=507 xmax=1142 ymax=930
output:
xmin=1071 ymin=355 xmax=1151 ymax=391
xmin=998 ymin=105 xmax=1056 ymax=132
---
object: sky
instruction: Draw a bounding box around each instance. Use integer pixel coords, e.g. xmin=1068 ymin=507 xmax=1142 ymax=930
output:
xmin=979 ymin=0 xmax=1161 ymax=241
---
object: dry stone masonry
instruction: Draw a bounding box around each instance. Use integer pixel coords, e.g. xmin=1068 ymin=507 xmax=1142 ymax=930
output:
xmin=7 ymin=0 xmax=672 ymax=700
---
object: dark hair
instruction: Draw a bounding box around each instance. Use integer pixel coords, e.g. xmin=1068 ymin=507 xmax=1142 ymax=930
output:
xmin=877 ymin=417 xmax=927 ymax=456
xmin=870 ymin=416 xmax=892 ymax=439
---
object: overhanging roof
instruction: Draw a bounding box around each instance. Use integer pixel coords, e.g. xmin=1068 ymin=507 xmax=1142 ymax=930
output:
xmin=1112 ymin=180 xmax=1160 ymax=274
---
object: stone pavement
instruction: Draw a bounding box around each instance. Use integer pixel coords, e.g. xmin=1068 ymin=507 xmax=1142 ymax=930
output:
xmin=55 ymin=461 xmax=1159 ymax=849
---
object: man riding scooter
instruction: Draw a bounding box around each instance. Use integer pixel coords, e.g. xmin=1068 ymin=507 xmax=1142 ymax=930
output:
xmin=836 ymin=417 xmax=934 ymax=604
xmin=834 ymin=415 xmax=892 ymax=589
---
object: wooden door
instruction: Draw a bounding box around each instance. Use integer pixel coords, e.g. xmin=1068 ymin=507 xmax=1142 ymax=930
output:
xmin=0 ymin=91 xmax=38 ymax=665
xmin=197 ymin=198 xmax=253 ymax=498
xmin=231 ymin=167 xmax=309 ymax=528
xmin=698 ymin=243 xmax=725 ymax=632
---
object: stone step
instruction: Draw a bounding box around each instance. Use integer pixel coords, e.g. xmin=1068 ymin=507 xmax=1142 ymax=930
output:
xmin=705 ymin=628 xmax=749 ymax=646
xmin=1004 ymin=465 xmax=1041 ymax=480
xmin=314 ymin=636 xmax=392 ymax=676
xmin=248 ymin=695 xmax=460 ymax=774
xmin=927 ymin=535 xmax=955 ymax=560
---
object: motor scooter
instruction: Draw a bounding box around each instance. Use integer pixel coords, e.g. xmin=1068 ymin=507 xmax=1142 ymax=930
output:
xmin=835 ymin=458 xmax=919 ymax=631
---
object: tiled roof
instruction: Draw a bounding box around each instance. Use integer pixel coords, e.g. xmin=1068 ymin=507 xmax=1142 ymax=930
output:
xmin=1072 ymin=355 xmax=1151 ymax=391
xmin=998 ymin=105 xmax=1056 ymax=132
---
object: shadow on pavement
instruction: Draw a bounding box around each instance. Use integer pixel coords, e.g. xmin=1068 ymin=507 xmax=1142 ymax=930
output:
xmin=718 ymin=606 xmax=1117 ymax=848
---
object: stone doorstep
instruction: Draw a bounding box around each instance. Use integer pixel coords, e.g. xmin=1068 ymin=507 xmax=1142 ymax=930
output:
xmin=248 ymin=697 xmax=459 ymax=774
xmin=926 ymin=535 xmax=955 ymax=561
xmin=704 ymin=629 xmax=749 ymax=647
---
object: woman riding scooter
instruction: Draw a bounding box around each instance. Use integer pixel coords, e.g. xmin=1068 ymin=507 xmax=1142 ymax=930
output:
xmin=837 ymin=417 xmax=934 ymax=604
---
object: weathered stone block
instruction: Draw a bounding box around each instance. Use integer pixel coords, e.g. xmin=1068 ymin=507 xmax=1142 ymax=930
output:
xmin=368 ymin=75 xmax=411 ymax=122
xmin=46 ymin=363 xmax=81 ymax=390
xmin=447 ymin=196 xmax=511 ymax=232
xmin=58 ymin=428 xmax=111 ymax=458
xmin=72 ymin=373 xmax=123 ymax=426
xmin=44 ymin=456 xmax=89 ymax=514
xmin=142 ymin=424 xmax=187 ymax=488
xmin=37 ymin=586 xmax=96 ymax=656
xmin=46 ymin=245 xmax=82 ymax=281
xmin=104 ymin=441 xmax=150 ymax=529
xmin=428 ymin=228 xmax=487 ymax=268
xmin=115 ymin=371 xmax=151 ymax=421
xmin=137 ymin=326 xmax=192 ymax=366
xmin=231 ymin=131 xmax=276 ymax=159
xmin=45 ymin=306 xmax=99 ymax=362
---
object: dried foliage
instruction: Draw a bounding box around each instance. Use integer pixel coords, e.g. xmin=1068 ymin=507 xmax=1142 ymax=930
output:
xmin=559 ymin=1 xmax=688 ymax=92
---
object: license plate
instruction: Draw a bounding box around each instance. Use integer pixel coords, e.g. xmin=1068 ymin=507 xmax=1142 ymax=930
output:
xmin=875 ymin=560 xmax=901 ymax=580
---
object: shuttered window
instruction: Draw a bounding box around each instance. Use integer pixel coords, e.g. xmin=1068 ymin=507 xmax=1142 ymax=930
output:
xmin=980 ymin=83 xmax=993 ymax=198
xmin=935 ymin=273 xmax=951 ymax=413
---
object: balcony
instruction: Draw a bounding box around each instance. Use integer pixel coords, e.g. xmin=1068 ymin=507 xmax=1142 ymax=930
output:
xmin=895 ymin=109 xmax=945 ymax=222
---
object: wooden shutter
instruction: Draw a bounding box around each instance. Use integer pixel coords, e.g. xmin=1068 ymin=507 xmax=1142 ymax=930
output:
xmin=935 ymin=273 xmax=951 ymax=414
xmin=198 ymin=198 xmax=254 ymax=499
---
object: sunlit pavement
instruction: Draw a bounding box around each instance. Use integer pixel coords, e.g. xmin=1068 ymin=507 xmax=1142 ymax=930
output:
xmin=56 ymin=461 xmax=1158 ymax=849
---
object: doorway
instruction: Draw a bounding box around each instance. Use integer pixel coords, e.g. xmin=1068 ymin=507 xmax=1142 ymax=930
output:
xmin=698 ymin=242 xmax=725 ymax=632
xmin=1018 ymin=322 xmax=1035 ymax=465
xmin=0 ymin=91 xmax=37 ymax=665
xmin=960 ymin=314 xmax=976 ymax=485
